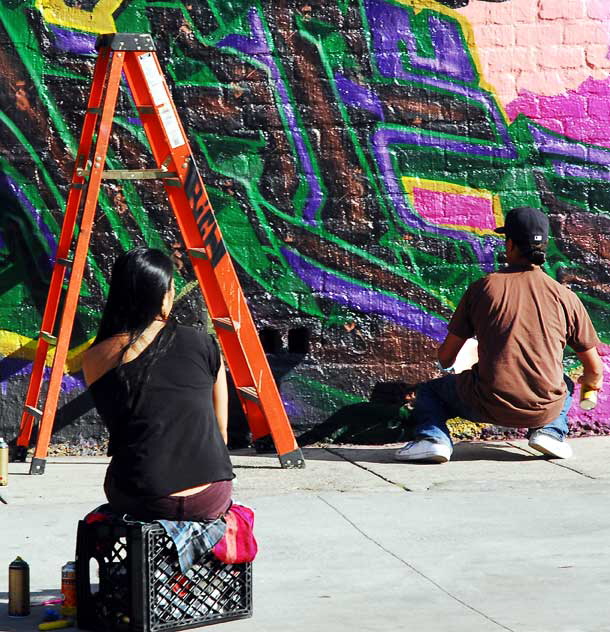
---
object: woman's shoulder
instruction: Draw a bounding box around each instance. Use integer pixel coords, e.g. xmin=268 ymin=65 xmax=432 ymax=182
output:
xmin=174 ymin=324 xmax=217 ymax=348
xmin=82 ymin=336 xmax=125 ymax=385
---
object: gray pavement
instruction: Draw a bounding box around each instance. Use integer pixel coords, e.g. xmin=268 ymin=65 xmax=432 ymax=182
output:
xmin=2 ymin=437 xmax=610 ymax=632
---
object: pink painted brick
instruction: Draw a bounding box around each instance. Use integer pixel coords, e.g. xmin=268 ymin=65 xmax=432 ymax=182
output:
xmin=563 ymin=19 xmax=603 ymax=45
xmin=539 ymin=0 xmax=586 ymax=21
xmin=472 ymin=24 xmax=515 ymax=47
xmin=586 ymin=45 xmax=610 ymax=69
xmin=486 ymin=46 xmax=537 ymax=73
xmin=586 ymin=96 xmax=609 ymax=119
xmin=539 ymin=94 xmax=587 ymax=118
xmin=506 ymin=93 xmax=542 ymax=119
xmin=533 ymin=117 xmax=566 ymax=136
xmin=511 ymin=2 xmax=538 ymax=24
xmin=515 ymin=23 xmax=563 ymax=48
xmin=586 ymin=0 xmax=610 ymax=20
xmin=538 ymin=45 xmax=586 ymax=69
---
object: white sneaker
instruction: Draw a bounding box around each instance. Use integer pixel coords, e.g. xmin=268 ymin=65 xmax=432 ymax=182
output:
xmin=394 ymin=439 xmax=452 ymax=463
xmin=528 ymin=430 xmax=573 ymax=459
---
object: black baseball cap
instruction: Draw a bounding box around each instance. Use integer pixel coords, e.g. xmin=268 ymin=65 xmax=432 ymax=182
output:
xmin=496 ymin=207 xmax=549 ymax=246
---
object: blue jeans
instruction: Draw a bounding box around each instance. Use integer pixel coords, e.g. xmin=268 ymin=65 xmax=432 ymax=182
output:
xmin=412 ymin=374 xmax=574 ymax=448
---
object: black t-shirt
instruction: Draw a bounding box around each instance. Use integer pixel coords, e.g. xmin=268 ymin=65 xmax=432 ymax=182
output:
xmin=89 ymin=325 xmax=234 ymax=496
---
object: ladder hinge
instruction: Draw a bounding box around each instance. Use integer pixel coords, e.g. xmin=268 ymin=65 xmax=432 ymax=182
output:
xmin=24 ymin=405 xmax=43 ymax=419
xmin=212 ymin=317 xmax=235 ymax=332
xmin=40 ymin=331 xmax=57 ymax=345
xmin=95 ymin=33 xmax=155 ymax=52
xmin=188 ymin=248 xmax=208 ymax=260
xmin=237 ymin=386 xmax=260 ymax=403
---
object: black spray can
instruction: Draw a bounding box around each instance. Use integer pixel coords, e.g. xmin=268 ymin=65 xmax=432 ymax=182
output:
xmin=8 ymin=556 xmax=30 ymax=616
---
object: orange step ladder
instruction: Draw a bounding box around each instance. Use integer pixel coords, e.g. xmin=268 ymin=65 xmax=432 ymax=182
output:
xmin=14 ymin=33 xmax=304 ymax=474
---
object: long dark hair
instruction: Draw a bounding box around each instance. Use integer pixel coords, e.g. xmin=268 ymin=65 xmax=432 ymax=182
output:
xmin=95 ymin=247 xmax=174 ymax=345
xmin=94 ymin=247 xmax=176 ymax=407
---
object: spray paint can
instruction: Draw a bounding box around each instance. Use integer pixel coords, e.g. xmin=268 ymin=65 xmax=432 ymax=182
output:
xmin=580 ymin=386 xmax=598 ymax=411
xmin=61 ymin=561 xmax=77 ymax=616
xmin=8 ymin=556 xmax=30 ymax=617
xmin=0 ymin=437 xmax=8 ymax=486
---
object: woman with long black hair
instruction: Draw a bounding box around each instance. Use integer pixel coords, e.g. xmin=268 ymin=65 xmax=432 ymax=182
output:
xmin=82 ymin=247 xmax=234 ymax=521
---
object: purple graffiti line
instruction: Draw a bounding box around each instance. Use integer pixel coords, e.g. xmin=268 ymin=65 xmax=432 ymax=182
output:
xmin=49 ymin=25 xmax=97 ymax=55
xmin=0 ymin=357 xmax=84 ymax=397
xmin=529 ymin=124 xmax=610 ymax=167
xmin=334 ymin=75 xmax=386 ymax=121
xmin=0 ymin=174 xmax=57 ymax=257
xmin=217 ymin=7 xmax=324 ymax=225
xmin=364 ymin=0 xmax=475 ymax=83
xmin=395 ymin=71 xmax=516 ymax=157
xmin=553 ymin=162 xmax=610 ymax=182
xmin=281 ymin=247 xmax=448 ymax=341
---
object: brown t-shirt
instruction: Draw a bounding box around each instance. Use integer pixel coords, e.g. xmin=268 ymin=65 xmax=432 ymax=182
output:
xmin=449 ymin=265 xmax=600 ymax=428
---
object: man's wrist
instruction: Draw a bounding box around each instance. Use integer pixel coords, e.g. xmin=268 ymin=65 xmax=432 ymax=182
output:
xmin=436 ymin=361 xmax=455 ymax=373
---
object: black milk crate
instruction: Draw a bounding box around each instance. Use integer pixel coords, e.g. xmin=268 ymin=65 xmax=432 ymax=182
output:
xmin=75 ymin=519 xmax=252 ymax=631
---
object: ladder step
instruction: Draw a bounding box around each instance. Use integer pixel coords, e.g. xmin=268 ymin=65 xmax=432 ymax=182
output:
xmin=101 ymin=169 xmax=177 ymax=181
xmin=212 ymin=317 xmax=235 ymax=332
xmin=24 ymin=405 xmax=43 ymax=419
xmin=188 ymin=248 xmax=208 ymax=260
xmin=40 ymin=331 xmax=57 ymax=345
xmin=56 ymin=257 xmax=73 ymax=268
xmin=237 ymin=386 xmax=260 ymax=403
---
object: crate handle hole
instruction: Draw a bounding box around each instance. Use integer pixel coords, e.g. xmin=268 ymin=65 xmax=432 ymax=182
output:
xmin=89 ymin=558 xmax=100 ymax=594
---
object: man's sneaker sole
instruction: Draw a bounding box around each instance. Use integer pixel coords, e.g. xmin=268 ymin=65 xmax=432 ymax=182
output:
xmin=528 ymin=432 xmax=572 ymax=459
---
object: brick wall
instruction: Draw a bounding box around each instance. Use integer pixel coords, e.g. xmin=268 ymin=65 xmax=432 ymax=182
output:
xmin=0 ymin=0 xmax=609 ymax=448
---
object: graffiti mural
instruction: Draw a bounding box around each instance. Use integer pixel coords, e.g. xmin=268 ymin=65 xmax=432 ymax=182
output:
xmin=1 ymin=0 xmax=609 ymax=446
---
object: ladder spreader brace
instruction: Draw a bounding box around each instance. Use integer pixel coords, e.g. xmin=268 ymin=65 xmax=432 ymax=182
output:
xmin=14 ymin=33 xmax=305 ymax=473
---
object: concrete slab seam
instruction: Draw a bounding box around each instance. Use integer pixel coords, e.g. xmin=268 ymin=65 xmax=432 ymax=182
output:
xmin=505 ymin=443 xmax=597 ymax=480
xmin=316 ymin=495 xmax=516 ymax=632
xmin=324 ymin=447 xmax=414 ymax=491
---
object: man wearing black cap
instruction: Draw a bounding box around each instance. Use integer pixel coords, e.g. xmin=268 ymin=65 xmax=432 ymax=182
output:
xmin=395 ymin=207 xmax=604 ymax=463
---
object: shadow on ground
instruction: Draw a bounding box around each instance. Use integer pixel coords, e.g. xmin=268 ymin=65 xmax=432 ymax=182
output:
xmin=232 ymin=442 xmax=540 ymax=466
xmin=0 ymin=590 xmax=63 ymax=631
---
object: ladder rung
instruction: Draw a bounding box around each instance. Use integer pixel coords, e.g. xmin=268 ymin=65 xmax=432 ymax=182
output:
xmin=56 ymin=257 xmax=73 ymax=268
xmin=164 ymin=179 xmax=182 ymax=187
xmin=71 ymin=182 xmax=84 ymax=190
xmin=87 ymin=107 xmax=102 ymax=114
xmin=212 ymin=317 xmax=235 ymax=332
xmin=101 ymin=169 xmax=178 ymax=181
xmin=40 ymin=331 xmax=57 ymax=345
xmin=24 ymin=405 xmax=43 ymax=419
xmin=188 ymin=248 xmax=208 ymax=260
xmin=237 ymin=386 xmax=260 ymax=403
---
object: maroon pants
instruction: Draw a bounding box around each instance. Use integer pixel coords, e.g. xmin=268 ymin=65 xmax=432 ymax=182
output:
xmin=104 ymin=474 xmax=233 ymax=521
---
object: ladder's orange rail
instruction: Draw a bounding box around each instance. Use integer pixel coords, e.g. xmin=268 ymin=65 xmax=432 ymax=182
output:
xmin=15 ymin=34 xmax=304 ymax=473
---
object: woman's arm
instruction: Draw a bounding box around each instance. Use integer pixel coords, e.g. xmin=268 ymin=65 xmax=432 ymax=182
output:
xmin=213 ymin=356 xmax=229 ymax=444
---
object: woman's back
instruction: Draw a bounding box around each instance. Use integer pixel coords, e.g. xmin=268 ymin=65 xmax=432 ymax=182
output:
xmin=86 ymin=324 xmax=233 ymax=497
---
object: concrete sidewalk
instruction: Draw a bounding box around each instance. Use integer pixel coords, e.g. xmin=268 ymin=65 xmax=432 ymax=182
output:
xmin=2 ymin=437 xmax=610 ymax=632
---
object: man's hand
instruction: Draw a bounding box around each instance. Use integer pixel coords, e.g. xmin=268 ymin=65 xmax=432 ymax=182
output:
xmin=576 ymin=347 xmax=604 ymax=391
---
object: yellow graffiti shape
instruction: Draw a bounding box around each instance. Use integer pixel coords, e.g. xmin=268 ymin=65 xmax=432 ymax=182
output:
xmin=35 ymin=0 xmax=124 ymax=35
